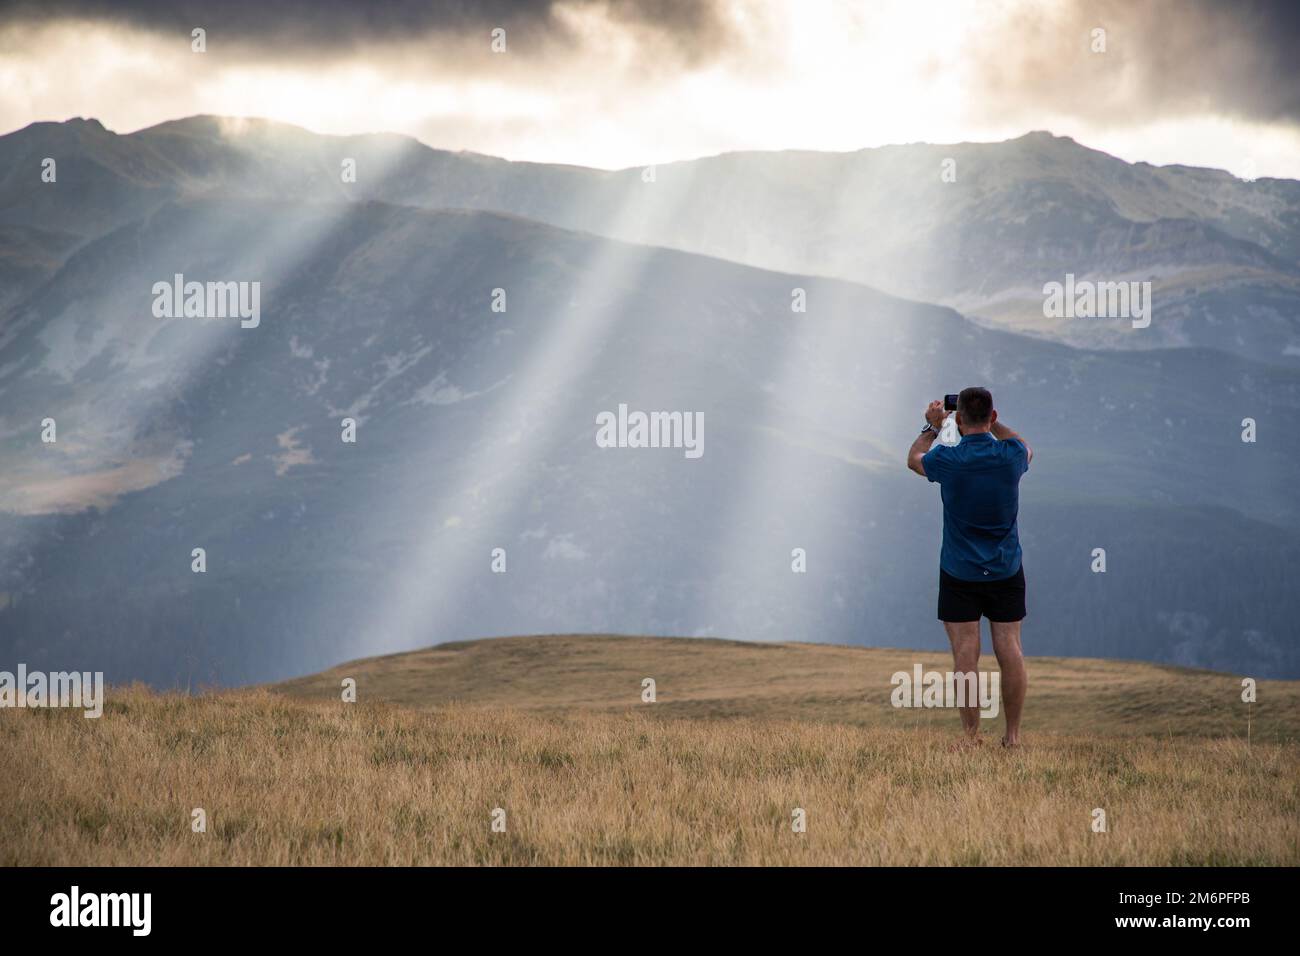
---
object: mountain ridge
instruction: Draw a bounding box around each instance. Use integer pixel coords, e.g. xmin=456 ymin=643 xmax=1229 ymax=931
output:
xmin=1 ymin=197 xmax=1296 ymax=684
xmin=1 ymin=121 xmax=1297 ymax=686
xmin=6 ymin=114 xmax=1298 ymax=363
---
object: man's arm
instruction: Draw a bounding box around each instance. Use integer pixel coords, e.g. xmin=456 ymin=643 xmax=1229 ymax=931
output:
xmin=907 ymin=399 xmax=946 ymax=477
xmin=907 ymin=429 xmax=939 ymax=476
xmin=991 ymin=419 xmax=1032 ymax=465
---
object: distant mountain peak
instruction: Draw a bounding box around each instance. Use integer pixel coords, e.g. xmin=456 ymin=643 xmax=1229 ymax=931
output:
xmin=1019 ymin=129 xmax=1072 ymax=141
xmin=5 ymin=115 xmax=110 ymax=138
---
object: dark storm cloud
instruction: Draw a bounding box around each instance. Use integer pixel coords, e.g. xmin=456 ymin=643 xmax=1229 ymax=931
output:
xmin=1 ymin=0 xmax=735 ymax=64
xmin=6 ymin=0 xmax=1300 ymax=132
xmin=970 ymin=0 xmax=1300 ymax=127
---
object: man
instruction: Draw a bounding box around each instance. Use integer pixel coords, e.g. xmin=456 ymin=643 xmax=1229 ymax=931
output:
xmin=906 ymin=387 xmax=1030 ymax=748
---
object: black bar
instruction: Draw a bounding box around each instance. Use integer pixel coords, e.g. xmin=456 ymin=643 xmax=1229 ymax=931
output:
xmin=0 ymin=866 xmax=1286 ymax=942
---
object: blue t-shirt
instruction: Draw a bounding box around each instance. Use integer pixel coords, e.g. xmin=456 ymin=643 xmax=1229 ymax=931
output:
xmin=922 ymin=432 xmax=1029 ymax=581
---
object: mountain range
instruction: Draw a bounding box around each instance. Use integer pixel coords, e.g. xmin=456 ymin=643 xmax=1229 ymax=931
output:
xmin=6 ymin=116 xmax=1298 ymax=361
xmin=0 ymin=116 xmax=1296 ymax=685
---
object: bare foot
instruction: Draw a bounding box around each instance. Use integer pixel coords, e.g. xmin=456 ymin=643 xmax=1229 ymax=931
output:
xmin=950 ymin=735 xmax=983 ymax=752
xmin=1000 ymin=735 xmax=1021 ymax=749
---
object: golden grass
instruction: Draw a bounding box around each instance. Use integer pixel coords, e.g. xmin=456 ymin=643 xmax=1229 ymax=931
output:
xmin=2 ymin=683 xmax=1297 ymax=865
xmin=275 ymin=636 xmax=1300 ymax=742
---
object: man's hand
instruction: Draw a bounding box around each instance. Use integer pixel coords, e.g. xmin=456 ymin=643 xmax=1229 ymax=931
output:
xmin=925 ymin=400 xmax=945 ymax=428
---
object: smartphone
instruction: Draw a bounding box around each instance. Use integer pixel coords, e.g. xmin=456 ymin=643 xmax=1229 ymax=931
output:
xmin=943 ymin=393 xmax=959 ymax=412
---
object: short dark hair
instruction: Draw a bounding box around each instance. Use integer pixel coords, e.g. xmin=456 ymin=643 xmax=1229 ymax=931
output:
xmin=957 ymin=387 xmax=993 ymax=425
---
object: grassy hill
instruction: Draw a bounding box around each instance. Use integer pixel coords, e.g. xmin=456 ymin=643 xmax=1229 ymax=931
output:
xmin=3 ymin=636 xmax=1297 ymax=866
xmin=274 ymin=635 xmax=1300 ymax=741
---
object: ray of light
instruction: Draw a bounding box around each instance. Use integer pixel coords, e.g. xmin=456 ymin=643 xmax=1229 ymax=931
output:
xmin=351 ymin=164 xmax=706 ymax=658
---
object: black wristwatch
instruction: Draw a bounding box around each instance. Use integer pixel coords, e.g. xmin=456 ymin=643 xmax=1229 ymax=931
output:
xmin=920 ymin=422 xmax=938 ymax=435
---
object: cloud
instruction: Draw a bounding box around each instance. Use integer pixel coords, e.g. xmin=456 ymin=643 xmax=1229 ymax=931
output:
xmin=7 ymin=0 xmax=1297 ymax=133
xmin=1 ymin=0 xmax=741 ymax=67
xmin=964 ymin=0 xmax=1300 ymax=128
xmin=3 ymin=0 xmax=1299 ymax=176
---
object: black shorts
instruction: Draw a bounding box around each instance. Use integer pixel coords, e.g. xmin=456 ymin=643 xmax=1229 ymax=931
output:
xmin=938 ymin=565 xmax=1026 ymax=623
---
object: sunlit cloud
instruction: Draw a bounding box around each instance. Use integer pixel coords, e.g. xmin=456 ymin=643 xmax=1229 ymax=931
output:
xmin=3 ymin=1 xmax=1299 ymax=177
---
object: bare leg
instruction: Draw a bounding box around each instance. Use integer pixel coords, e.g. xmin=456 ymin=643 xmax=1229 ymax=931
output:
xmin=943 ymin=621 xmax=982 ymax=741
xmin=990 ymin=620 xmax=1026 ymax=747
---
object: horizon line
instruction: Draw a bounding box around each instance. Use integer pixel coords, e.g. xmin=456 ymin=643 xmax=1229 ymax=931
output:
xmin=3 ymin=112 xmax=1280 ymax=183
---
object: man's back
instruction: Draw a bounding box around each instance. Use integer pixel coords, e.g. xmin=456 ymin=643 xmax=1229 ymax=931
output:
xmin=922 ymin=432 xmax=1029 ymax=581
xmin=906 ymin=390 xmax=1032 ymax=747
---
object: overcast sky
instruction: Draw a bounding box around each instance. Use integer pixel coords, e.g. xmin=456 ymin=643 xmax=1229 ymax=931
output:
xmin=3 ymin=0 xmax=1299 ymax=178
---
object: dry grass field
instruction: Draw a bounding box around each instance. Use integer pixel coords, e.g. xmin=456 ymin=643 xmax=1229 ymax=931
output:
xmin=2 ymin=636 xmax=1297 ymax=865
xmin=277 ymin=635 xmax=1300 ymax=740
